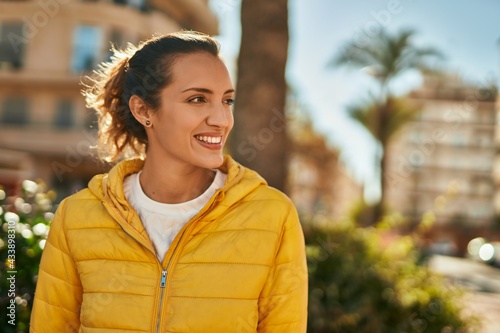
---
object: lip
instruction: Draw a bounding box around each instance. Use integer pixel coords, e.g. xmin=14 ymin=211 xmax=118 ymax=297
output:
xmin=195 ymin=132 xmax=224 ymax=137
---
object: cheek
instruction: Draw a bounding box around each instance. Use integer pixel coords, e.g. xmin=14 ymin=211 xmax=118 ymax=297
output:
xmin=227 ymin=111 xmax=235 ymax=132
xmin=160 ymin=109 xmax=194 ymax=132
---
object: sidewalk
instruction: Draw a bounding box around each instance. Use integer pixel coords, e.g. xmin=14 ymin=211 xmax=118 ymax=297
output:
xmin=462 ymin=292 xmax=500 ymax=333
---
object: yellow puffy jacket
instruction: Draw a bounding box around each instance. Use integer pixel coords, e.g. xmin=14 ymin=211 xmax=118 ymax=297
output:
xmin=31 ymin=156 xmax=308 ymax=332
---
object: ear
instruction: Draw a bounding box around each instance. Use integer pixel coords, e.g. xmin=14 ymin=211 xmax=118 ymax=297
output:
xmin=129 ymin=95 xmax=152 ymax=127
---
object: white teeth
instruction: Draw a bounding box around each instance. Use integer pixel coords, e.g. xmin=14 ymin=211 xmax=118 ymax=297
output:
xmin=195 ymin=135 xmax=221 ymax=144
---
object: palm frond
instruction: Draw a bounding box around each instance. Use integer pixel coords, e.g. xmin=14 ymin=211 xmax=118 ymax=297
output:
xmin=382 ymin=97 xmax=420 ymax=144
xmin=329 ymin=27 xmax=445 ymax=83
xmin=346 ymin=96 xmax=379 ymax=139
xmin=330 ymin=41 xmax=382 ymax=69
xmin=346 ymin=95 xmax=420 ymax=145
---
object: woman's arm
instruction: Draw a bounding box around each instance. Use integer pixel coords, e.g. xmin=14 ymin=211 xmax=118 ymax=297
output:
xmin=30 ymin=200 xmax=82 ymax=333
xmin=257 ymin=204 xmax=308 ymax=332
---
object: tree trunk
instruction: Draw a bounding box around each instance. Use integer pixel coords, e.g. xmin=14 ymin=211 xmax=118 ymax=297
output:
xmin=372 ymin=101 xmax=389 ymax=224
xmin=228 ymin=0 xmax=289 ymax=192
xmin=376 ymin=146 xmax=388 ymax=219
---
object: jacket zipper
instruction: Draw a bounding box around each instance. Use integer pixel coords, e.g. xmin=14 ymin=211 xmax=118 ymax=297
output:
xmin=102 ymin=202 xmax=169 ymax=333
xmin=155 ymin=270 xmax=168 ymax=333
xmin=103 ymin=192 xmax=222 ymax=333
xmin=154 ymin=224 xmax=190 ymax=333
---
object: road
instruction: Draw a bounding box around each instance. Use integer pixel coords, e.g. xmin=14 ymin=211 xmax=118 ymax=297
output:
xmin=428 ymin=255 xmax=500 ymax=333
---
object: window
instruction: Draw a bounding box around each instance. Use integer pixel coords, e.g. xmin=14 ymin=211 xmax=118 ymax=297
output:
xmin=127 ymin=0 xmax=146 ymax=10
xmin=110 ymin=29 xmax=125 ymax=49
xmin=1 ymin=97 xmax=29 ymax=126
xmin=0 ymin=23 xmax=25 ymax=70
xmin=477 ymin=134 xmax=491 ymax=147
xmin=106 ymin=29 xmax=125 ymax=60
xmin=480 ymin=110 xmax=495 ymax=124
xmin=54 ymin=100 xmax=75 ymax=129
xmin=408 ymin=131 xmax=422 ymax=144
xmin=112 ymin=0 xmax=146 ymax=10
xmin=451 ymin=133 xmax=466 ymax=148
xmin=71 ymin=26 xmax=103 ymax=73
xmin=469 ymin=204 xmax=493 ymax=219
xmin=84 ymin=109 xmax=98 ymax=131
xmin=476 ymin=181 xmax=491 ymax=196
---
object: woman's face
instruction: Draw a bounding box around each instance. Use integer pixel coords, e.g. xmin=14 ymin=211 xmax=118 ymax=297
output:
xmin=147 ymin=52 xmax=235 ymax=170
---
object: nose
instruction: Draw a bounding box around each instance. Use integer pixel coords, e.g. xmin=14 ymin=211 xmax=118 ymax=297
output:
xmin=207 ymin=103 xmax=231 ymax=128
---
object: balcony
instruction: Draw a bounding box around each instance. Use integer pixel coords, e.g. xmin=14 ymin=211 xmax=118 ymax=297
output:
xmin=0 ymin=125 xmax=97 ymax=156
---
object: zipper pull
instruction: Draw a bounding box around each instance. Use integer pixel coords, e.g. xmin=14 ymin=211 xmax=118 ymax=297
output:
xmin=160 ymin=270 xmax=167 ymax=288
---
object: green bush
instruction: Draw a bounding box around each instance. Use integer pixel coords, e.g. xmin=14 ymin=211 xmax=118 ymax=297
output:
xmin=305 ymin=218 xmax=478 ymax=333
xmin=0 ymin=181 xmax=54 ymax=333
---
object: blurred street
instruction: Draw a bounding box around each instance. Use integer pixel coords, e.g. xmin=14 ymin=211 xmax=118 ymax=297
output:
xmin=429 ymin=255 xmax=500 ymax=333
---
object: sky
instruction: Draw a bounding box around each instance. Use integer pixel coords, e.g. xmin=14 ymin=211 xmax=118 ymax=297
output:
xmin=209 ymin=0 xmax=500 ymax=202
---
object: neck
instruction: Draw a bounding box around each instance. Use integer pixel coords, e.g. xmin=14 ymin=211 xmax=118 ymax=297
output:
xmin=139 ymin=156 xmax=216 ymax=204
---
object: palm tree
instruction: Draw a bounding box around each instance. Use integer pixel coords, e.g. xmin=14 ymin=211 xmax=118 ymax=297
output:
xmin=348 ymin=96 xmax=419 ymax=148
xmin=329 ymin=28 xmax=444 ymax=222
xmin=347 ymin=95 xmax=420 ymax=223
xmin=228 ymin=0 xmax=289 ymax=192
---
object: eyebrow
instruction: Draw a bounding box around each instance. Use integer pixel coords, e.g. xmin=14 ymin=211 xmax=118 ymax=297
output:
xmin=182 ymin=87 xmax=235 ymax=95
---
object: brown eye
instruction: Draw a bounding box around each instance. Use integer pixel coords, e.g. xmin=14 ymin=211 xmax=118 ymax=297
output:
xmin=189 ymin=96 xmax=206 ymax=103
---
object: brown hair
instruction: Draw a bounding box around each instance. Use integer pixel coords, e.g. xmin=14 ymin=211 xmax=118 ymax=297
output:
xmin=83 ymin=31 xmax=220 ymax=162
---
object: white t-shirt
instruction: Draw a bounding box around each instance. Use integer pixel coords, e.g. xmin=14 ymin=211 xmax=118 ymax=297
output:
xmin=123 ymin=170 xmax=227 ymax=262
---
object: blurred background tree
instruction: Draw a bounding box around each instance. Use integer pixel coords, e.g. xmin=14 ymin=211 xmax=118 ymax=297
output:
xmin=228 ymin=0 xmax=290 ymax=192
xmin=329 ymin=29 xmax=444 ymax=223
xmin=346 ymin=95 xmax=419 ymax=226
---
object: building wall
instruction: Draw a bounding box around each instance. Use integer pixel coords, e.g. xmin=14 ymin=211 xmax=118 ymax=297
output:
xmin=0 ymin=0 xmax=217 ymax=199
xmin=494 ymin=96 xmax=500 ymax=213
xmin=289 ymin=152 xmax=363 ymax=221
xmin=386 ymin=75 xmax=497 ymax=229
xmin=287 ymin=111 xmax=363 ymax=221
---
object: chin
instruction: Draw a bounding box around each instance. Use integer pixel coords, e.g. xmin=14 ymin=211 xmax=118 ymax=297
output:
xmin=195 ymin=154 xmax=224 ymax=170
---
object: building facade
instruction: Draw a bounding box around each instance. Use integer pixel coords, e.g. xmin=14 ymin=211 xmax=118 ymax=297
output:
xmin=287 ymin=107 xmax=363 ymax=221
xmin=385 ymin=74 xmax=497 ymax=251
xmin=0 ymin=0 xmax=217 ymax=199
xmin=289 ymin=148 xmax=363 ymax=221
xmin=495 ymin=85 xmax=500 ymax=215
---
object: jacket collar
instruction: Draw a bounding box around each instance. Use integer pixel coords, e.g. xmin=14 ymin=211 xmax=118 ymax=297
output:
xmin=88 ymin=155 xmax=267 ymax=235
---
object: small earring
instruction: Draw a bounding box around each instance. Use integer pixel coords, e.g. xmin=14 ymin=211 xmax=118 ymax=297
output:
xmin=145 ymin=120 xmax=151 ymax=127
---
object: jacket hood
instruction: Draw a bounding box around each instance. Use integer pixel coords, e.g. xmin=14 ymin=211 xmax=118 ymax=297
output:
xmin=88 ymin=156 xmax=267 ymax=234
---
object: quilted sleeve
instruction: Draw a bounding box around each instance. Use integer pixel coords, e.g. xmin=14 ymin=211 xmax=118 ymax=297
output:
xmin=30 ymin=200 xmax=82 ymax=333
xmin=257 ymin=203 xmax=308 ymax=332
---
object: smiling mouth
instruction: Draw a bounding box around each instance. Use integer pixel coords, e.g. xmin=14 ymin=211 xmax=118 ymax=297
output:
xmin=194 ymin=135 xmax=222 ymax=144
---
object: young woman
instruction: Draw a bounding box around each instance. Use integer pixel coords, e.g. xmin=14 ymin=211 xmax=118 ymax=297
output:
xmin=30 ymin=31 xmax=307 ymax=333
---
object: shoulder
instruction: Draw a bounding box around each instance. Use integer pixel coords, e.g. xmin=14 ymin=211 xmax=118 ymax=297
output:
xmin=58 ymin=187 xmax=101 ymax=211
xmin=225 ymin=158 xmax=295 ymax=213
xmin=222 ymin=159 xmax=298 ymax=226
xmin=247 ymin=183 xmax=294 ymax=208
xmin=231 ymin=183 xmax=299 ymax=231
xmin=51 ymin=186 xmax=108 ymax=231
